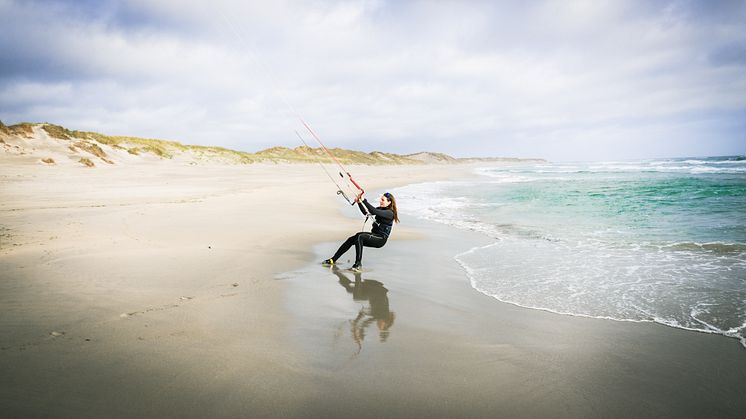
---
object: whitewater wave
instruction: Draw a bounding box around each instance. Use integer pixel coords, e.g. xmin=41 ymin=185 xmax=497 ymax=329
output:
xmin=455 ymin=242 xmax=746 ymax=349
xmin=396 ymin=158 xmax=746 ymax=350
xmin=475 ymin=158 xmax=746 ymax=175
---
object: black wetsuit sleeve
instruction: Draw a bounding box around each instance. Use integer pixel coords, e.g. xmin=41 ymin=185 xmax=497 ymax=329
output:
xmin=357 ymin=201 xmax=368 ymax=216
xmin=362 ymin=199 xmax=393 ymax=221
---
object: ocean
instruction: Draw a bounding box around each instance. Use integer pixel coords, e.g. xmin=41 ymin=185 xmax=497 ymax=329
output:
xmin=393 ymin=156 xmax=746 ymax=348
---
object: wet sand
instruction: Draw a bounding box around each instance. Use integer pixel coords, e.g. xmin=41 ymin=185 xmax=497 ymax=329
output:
xmin=1 ymin=162 xmax=745 ymax=418
xmin=282 ymin=217 xmax=746 ymax=418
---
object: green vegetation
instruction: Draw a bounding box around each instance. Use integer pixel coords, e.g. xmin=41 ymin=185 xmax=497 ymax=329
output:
xmin=42 ymin=123 xmax=76 ymax=140
xmin=404 ymin=152 xmax=457 ymax=163
xmin=184 ymin=144 xmax=256 ymax=164
xmin=73 ymin=141 xmax=108 ymax=159
xmin=141 ymin=144 xmax=171 ymax=158
xmin=35 ymin=124 xmax=175 ymax=159
xmin=253 ymin=146 xmax=426 ymax=165
xmin=77 ymin=133 xmax=172 ymax=158
xmin=18 ymin=122 xmax=445 ymax=165
xmin=8 ymin=122 xmax=546 ymax=166
xmin=8 ymin=123 xmax=35 ymax=138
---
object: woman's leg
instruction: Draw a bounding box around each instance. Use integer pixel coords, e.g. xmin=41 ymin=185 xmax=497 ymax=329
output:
xmin=354 ymin=233 xmax=387 ymax=265
xmin=331 ymin=232 xmax=363 ymax=262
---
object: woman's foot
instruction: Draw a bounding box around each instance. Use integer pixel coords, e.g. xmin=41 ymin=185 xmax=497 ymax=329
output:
xmin=321 ymin=258 xmax=335 ymax=266
xmin=350 ymin=263 xmax=362 ymax=272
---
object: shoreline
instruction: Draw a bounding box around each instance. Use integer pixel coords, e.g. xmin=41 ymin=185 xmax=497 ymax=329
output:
xmin=394 ymin=164 xmax=746 ymax=351
xmin=298 ymin=204 xmax=746 ymax=354
xmin=280 ymin=212 xmax=746 ymax=418
xmin=456 ymin=242 xmax=746 ymax=349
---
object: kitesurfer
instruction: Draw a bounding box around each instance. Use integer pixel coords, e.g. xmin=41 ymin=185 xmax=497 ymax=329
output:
xmin=322 ymin=192 xmax=399 ymax=272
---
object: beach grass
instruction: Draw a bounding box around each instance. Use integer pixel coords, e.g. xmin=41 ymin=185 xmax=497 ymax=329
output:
xmin=7 ymin=122 xmax=35 ymax=138
xmin=4 ymin=122 xmax=546 ymax=166
xmin=73 ymin=141 xmax=108 ymax=159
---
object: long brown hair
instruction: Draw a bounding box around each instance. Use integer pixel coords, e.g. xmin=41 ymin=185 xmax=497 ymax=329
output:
xmin=384 ymin=192 xmax=399 ymax=223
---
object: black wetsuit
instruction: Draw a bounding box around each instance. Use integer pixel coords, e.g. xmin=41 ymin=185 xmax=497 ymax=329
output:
xmin=331 ymin=198 xmax=394 ymax=266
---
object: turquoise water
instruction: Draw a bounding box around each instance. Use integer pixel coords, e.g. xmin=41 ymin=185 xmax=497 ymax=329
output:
xmin=394 ymin=157 xmax=746 ymax=347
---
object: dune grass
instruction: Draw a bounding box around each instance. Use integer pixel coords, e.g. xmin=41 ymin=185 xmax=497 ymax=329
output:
xmin=7 ymin=122 xmax=35 ymax=138
xmin=84 ymin=132 xmax=175 ymax=159
xmin=184 ymin=144 xmax=256 ymax=163
xmin=29 ymin=123 xmax=437 ymax=165
xmin=73 ymin=141 xmax=108 ymax=159
xmin=7 ymin=122 xmax=545 ymax=167
xmin=253 ymin=146 xmax=425 ymax=165
xmin=41 ymin=123 xmax=78 ymax=140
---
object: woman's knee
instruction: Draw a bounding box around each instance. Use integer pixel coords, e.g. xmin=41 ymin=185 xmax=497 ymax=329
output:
xmin=357 ymin=233 xmax=372 ymax=246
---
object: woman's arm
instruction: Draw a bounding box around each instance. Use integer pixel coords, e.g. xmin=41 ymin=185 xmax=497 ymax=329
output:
xmin=362 ymin=199 xmax=393 ymax=221
xmin=357 ymin=201 xmax=368 ymax=216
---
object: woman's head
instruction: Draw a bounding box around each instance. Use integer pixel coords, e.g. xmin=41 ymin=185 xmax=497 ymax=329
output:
xmin=379 ymin=192 xmax=399 ymax=223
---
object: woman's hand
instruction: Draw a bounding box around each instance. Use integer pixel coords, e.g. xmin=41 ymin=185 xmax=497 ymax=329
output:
xmin=355 ymin=191 xmax=365 ymax=203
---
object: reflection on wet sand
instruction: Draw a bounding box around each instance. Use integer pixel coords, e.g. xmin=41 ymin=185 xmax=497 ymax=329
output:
xmin=331 ymin=267 xmax=396 ymax=354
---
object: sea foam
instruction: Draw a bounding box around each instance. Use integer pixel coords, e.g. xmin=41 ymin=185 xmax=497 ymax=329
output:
xmin=394 ymin=157 xmax=746 ymax=349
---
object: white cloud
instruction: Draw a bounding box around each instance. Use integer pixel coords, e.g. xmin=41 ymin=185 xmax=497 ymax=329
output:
xmin=1 ymin=0 xmax=745 ymax=160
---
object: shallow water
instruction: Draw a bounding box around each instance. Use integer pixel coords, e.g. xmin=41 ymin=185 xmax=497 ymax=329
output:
xmin=394 ymin=156 xmax=746 ymax=348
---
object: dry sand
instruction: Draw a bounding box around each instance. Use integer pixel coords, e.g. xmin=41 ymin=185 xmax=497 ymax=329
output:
xmin=2 ymin=158 xmax=746 ymax=418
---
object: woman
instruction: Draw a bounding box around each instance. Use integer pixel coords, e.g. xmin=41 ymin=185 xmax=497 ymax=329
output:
xmin=322 ymin=192 xmax=399 ymax=272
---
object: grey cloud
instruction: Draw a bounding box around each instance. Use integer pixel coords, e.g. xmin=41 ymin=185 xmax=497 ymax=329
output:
xmin=1 ymin=0 xmax=745 ymax=161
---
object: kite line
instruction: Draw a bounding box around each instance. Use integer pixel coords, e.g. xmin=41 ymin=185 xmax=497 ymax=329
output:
xmin=219 ymin=12 xmax=365 ymax=205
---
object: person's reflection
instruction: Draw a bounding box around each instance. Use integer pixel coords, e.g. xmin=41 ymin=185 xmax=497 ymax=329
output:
xmin=331 ymin=267 xmax=396 ymax=353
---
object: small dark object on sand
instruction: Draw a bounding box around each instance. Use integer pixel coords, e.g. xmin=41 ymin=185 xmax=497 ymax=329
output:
xmin=232 ymin=282 xmax=239 ymax=287
xmin=208 ymin=246 xmax=211 ymax=249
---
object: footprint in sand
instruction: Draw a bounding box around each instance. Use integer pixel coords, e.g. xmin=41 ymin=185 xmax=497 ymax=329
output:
xmin=119 ymin=283 xmax=243 ymax=319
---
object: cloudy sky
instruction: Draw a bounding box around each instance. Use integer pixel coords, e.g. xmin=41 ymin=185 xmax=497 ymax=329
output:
xmin=1 ymin=0 xmax=745 ymax=161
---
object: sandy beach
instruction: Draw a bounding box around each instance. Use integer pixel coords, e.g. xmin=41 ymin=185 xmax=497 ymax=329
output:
xmin=2 ymin=159 xmax=745 ymax=418
xmin=3 ymin=0 xmax=745 ymax=415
